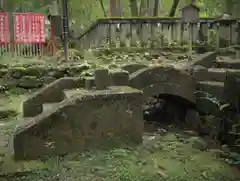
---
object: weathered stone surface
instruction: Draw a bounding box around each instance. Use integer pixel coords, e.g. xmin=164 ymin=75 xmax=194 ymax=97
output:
xmin=42 ymin=76 xmax=57 ymax=85
xmin=195 ymin=81 xmax=224 ymax=115
xmin=0 ymin=109 xmax=18 ymax=119
xmin=196 ymin=81 xmax=225 ymax=102
xmin=7 ymin=67 xmax=28 ymax=79
xmin=224 ymin=70 xmax=240 ymax=107
xmin=190 ymin=51 xmax=217 ymax=68
xmin=0 ymin=64 xmax=8 ymax=69
xmin=14 ymin=86 xmax=143 ymax=160
xmin=216 ymin=58 xmax=240 ymax=69
xmin=94 ymin=68 xmax=109 ymax=90
xmin=17 ymin=76 xmax=42 ymax=89
xmin=48 ymin=69 xmax=66 ymax=78
xmin=121 ymin=64 xmax=148 ymax=74
xmin=0 ymin=64 xmax=90 ymax=91
xmin=192 ymin=67 xmax=226 ymax=82
xmin=110 ymin=70 xmax=129 ymax=86
xmin=187 ymin=136 xmax=207 ymax=151
xmin=129 ymin=66 xmax=196 ymax=104
xmin=185 ymin=109 xmax=201 ymax=131
xmin=24 ymin=66 xmax=48 ymax=77
xmin=66 ymin=64 xmax=91 ymax=76
xmin=0 ymin=69 xmax=8 ymax=78
xmin=22 ymin=100 xmax=43 ymax=117
xmin=201 ymin=115 xmax=223 ymax=141
xmin=22 ymin=77 xmax=83 ymax=117
xmin=85 ymin=77 xmax=95 ymax=90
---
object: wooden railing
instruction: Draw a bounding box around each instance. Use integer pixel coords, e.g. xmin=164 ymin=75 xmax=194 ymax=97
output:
xmin=77 ymin=17 xmax=240 ymax=52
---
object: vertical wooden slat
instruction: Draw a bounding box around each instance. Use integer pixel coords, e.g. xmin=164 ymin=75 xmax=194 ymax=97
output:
xmin=207 ymin=22 xmax=211 ymax=46
xmin=129 ymin=20 xmax=133 ymax=47
xmin=116 ymin=23 xmax=121 ymax=48
xmin=229 ymin=23 xmax=232 ymax=46
xmin=180 ymin=22 xmax=184 ymax=46
xmin=188 ymin=23 xmax=193 ymax=57
xmin=160 ymin=23 xmax=164 ymax=48
xmin=237 ymin=21 xmax=240 ymax=45
xmin=107 ymin=23 xmax=111 ymax=48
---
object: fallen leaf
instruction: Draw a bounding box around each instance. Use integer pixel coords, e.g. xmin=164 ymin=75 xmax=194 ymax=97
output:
xmin=156 ymin=169 xmax=168 ymax=178
xmin=202 ymin=171 xmax=208 ymax=178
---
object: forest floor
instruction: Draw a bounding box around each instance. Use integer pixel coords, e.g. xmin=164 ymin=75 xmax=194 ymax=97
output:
xmin=0 ymin=49 xmax=239 ymax=181
xmin=0 ymin=90 xmax=240 ymax=181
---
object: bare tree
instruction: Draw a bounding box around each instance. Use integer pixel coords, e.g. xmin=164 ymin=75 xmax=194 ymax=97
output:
xmin=169 ymin=0 xmax=180 ymax=17
xmin=98 ymin=0 xmax=107 ymax=17
xmin=153 ymin=0 xmax=159 ymax=16
xmin=129 ymin=0 xmax=138 ymax=16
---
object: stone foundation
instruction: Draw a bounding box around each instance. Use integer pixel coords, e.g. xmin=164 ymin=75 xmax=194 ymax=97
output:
xmin=13 ymin=86 xmax=143 ymax=160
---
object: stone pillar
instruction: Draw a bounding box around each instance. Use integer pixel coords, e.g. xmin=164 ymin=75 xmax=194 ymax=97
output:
xmin=94 ymin=67 xmax=109 ymax=89
xmin=22 ymin=101 xmax=43 ymax=117
xmin=85 ymin=77 xmax=95 ymax=90
xmin=234 ymin=46 xmax=240 ymax=59
xmin=110 ymin=70 xmax=129 ymax=86
xmin=185 ymin=109 xmax=201 ymax=131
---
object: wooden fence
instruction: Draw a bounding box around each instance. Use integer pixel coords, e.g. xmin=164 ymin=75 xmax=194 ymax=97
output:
xmin=77 ymin=17 xmax=240 ymax=52
xmin=0 ymin=12 xmax=49 ymax=58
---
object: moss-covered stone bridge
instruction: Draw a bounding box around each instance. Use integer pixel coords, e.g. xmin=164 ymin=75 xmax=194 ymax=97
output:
xmin=7 ymin=17 xmax=240 ymax=160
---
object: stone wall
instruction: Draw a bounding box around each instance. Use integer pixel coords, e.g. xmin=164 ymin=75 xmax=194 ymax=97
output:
xmin=14 ymin=86 xmax=143 ymax=160
xmin=0 ymin=63 xmax=91 ymax=91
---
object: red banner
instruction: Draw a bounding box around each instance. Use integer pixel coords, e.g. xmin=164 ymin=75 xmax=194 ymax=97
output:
xmin=0 ymin=12 xmax=10 ymax=43
xmin=14 ymin=13 xmax=46 ymax=44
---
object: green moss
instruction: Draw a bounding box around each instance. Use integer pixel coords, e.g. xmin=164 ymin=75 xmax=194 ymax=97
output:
xmin=1 ymin=132 xmax=239 ymax=181
xmin=98 ymin=17 xmax=216 ymax=20
xmin=11 ymin=66 xmax=27 ymax=71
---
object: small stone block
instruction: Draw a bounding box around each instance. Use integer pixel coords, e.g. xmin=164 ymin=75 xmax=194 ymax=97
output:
xmin=85 ymin=77 xmax=95 ymax=90
xmin=94 ymin=68 xmax=109 ymax=90
xmin=236 ymin=51 xmax=240 ymax=59
xmin=22 ymin=101 xmax=43 ymax=117
xmin=110 ymin=70 xmax=129 ymax=86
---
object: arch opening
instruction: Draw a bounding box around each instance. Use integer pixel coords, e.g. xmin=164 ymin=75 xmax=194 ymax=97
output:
xmin=143 ymin=93 xmax=196 ymax=130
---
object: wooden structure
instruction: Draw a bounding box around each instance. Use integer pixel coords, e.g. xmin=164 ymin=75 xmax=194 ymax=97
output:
xmin=76 ymin=17 xmax=240 ymax=52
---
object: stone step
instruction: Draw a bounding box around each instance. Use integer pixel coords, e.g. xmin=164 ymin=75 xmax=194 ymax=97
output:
xmin=193 ymin=68 xmax=227 ymax=82
xmin=43 ymin=103 xmax=61 ymax=112
xmin=215 ymin=58 xmax=240 ymax=69
xmin=64 ymin=88 xmax=86 ymax=99
xmin=196 ymin=81 xmax=225 ymax=102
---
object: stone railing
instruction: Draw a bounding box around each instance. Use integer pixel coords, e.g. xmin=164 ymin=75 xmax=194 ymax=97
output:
xmin=77 ymin=17 xmax=240 ymax=51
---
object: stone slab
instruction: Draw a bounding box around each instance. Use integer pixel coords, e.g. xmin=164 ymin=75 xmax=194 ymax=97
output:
xmin=13 ymin=86 xmax=143 ymax=160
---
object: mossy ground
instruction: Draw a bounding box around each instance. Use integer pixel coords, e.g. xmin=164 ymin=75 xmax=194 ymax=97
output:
xmin=0 ymin=51 xmax=239 ymax=181
xmin=0 ymin=118 xmax=240 ymax=181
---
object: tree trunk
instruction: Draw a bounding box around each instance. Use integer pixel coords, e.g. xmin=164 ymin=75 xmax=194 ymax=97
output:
xmin=99 ymin=0 xmax=107 ymax=17
xmin=225 ymin=0 xmax=233 ymax=15
xmin=109 ymin=0 xmax=122 ymax=17
xmin=168 ymin=0 xmax=180 ymax=17
xmin=129 ymin=0 xmax=138 ymax=16
xmin=109 ymin=0 xmax=117 ymax=17
xmin=116 ymin=0 xmax=123 ymax=16
xmin=153 ymin=0 xmax=160 ymax=16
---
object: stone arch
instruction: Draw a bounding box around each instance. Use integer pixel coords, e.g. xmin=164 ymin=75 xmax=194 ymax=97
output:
xmin=129 ymin=66 xmax=196 ymax=104
xmin=121 ymin=64 xmax=148 ymax=74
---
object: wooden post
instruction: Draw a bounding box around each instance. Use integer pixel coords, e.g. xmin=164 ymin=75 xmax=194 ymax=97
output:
xmin=188 ymin=23 xmax=193 ymax=57
xmin=61 ymin=0 xmax=69 ymax=61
